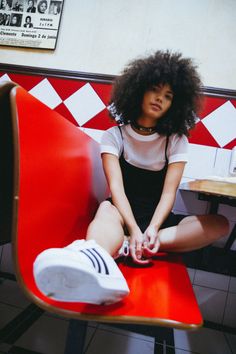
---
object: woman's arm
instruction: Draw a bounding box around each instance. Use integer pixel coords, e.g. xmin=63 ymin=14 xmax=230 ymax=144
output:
xmin=144 ymin=162 xmax=186 ymax=253
xmin=102 ymin=153 xmax=149 ymax=264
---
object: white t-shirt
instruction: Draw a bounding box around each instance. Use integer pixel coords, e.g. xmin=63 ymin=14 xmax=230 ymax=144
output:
xmin=100 ymin=124 xmax=188 ymax=171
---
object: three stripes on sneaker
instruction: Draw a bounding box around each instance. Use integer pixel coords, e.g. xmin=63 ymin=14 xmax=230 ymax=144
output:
xmin=80 ymin=248 xmax=109 ymax=275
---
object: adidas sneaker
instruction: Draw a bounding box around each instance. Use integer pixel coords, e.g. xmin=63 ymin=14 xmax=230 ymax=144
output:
xmin=33 ymin=239 xmax=130 ymax=305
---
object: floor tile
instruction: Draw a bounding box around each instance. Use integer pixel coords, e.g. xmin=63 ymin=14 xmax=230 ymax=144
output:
xmin=0 ymin=279 xmax=30 ymax=308
xmin=0 ymin=244 xmax=15 ymax=273
xmin=174 ymin=327 xmax=232 ymax=354
xmin=223 ymin=292 xmax=236 ymax=327
xmin=86 ymin=326 xmax=154 ymax=354
xmin=229 ymin=276 xmax=236 ymax=293
xmin=175 ymin=349 xmax=195 ymax=354
xmin=193 ymin=285 xmax=227 ymax=323
xmin=194 ymin=270 xmax=230 ymax=291
xmin=0 ymin=245 xmax=3 ymax=262
xmin=15 ymin=315 xmax=96 ymax=354
xmin=98 ymin=324 xmax=154 ymax=342
xmin=15 ymin=314 xmax=68 ymax=354
xmin=0 ymin=303 xmax=21 ymax=329
xmin=225 ymin=333 xmax=236 ymax=354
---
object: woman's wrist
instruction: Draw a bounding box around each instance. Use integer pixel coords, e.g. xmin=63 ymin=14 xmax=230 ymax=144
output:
xmin=127 ymin=223 xmax=141 ymax=235
xmin=148 ymin=222 xmax=160 ymax=231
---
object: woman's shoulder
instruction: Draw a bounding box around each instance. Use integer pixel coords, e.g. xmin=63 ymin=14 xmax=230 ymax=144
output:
xmin=101 ymin=125 xmax=122 ymax=143
xmin=169 ymin=133 xmax=188 ymax=144
xmin=102 ymin=125 xmax=121 ymax=137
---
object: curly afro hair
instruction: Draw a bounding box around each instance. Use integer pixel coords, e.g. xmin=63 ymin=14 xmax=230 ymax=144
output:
xmin=109 ymin=50 xmax=203 ymax=136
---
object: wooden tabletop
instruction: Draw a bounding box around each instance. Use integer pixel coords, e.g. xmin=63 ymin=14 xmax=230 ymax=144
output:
xmin=180 ymin=179 xmax=236 ymax=199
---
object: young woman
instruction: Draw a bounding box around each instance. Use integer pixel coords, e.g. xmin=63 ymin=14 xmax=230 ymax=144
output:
xmin=37 ymin=0 xmax=47 ymax=13
xmin=34 ymin=51 xmax=229 ymax=305
xmin=23 ymin=15 xmax=33 ymax=27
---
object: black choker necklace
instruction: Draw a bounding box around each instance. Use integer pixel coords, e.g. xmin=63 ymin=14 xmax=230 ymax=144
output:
xmin=131 ymin=121 xmax=156 ymax=133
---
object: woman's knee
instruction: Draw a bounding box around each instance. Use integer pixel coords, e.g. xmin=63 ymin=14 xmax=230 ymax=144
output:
xmin=207 ymin=214 xmax=230 ymax=241
xmin=214 ymin=214 xmax=230 ymax=237
xmin=95 ymin=201 xmax=124 ymax=224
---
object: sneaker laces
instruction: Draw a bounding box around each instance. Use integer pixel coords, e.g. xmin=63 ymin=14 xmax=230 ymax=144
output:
xmin=114 ymin=238 xmax=130 ymax=259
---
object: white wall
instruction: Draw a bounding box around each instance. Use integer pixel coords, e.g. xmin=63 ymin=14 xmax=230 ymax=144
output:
xmin=1 ymin=0 xmax=236 ymax=89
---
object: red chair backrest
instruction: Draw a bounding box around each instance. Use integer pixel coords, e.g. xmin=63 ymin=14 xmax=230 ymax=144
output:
xmin=10 ymin=85 xmax=108 ymax=305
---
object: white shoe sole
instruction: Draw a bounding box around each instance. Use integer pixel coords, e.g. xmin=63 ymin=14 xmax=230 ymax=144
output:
xmin=34 ymin=249 xmax=129 ymax=305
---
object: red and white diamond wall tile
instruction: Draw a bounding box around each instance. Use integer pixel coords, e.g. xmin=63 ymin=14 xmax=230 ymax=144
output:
xmin=1 ymin=73 xmax=235 ymax=149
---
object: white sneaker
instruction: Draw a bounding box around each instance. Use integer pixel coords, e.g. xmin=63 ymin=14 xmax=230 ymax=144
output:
xmin=33 ymin=239 xmax=130 ymax=305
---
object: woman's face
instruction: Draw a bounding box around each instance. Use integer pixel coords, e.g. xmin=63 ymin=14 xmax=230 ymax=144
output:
xmin=39 ymin=2 xmax=47 ymax=12
xmin=12 ymin=16 xmax=17 ymax=25
xmin=53 ymin=4 xmax=58 ymax=14
xmin=1 ymin=0 xmax=6 ymax=7
xmin=140 ymin=83 xmax=174 ymax=123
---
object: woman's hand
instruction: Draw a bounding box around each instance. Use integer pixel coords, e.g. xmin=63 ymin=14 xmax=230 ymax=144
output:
xmin=143 ymin=224 xmax=160 ymax=256
xmin=129 ymin=228 xmax=150 ymax=265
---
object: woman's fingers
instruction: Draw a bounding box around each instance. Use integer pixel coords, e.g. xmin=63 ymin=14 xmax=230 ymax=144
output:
xmin=130 ymin=243 xmax=150 ymax=264
xmin=144 ymin=237 xmax=160 ymax=255
xmin=143 ymin=225 xmax=160 ymax=256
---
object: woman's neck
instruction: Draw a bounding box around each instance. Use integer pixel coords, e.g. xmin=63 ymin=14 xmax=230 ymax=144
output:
xmin=131 ymin=121 xmax=157 ymax=135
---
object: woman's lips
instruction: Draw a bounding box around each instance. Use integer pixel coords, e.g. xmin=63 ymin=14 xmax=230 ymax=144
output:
xmin=150 ymin=103 xmax=162 ymax=111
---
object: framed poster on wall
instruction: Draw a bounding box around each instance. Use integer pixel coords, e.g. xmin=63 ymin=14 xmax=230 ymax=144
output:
xmin=0 ymin=0 xmax=64 ymax=49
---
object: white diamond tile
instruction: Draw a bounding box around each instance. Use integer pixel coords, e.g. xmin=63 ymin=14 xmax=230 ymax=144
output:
xmin=80 ymin=127 xmax=104 ymax=144
xmin=29 ymin=78 xmax=62 ymax=109
xmin=64 ymin=83 xmax=106 ymax=126
xmin=202 ymin=101 xmax=236 ymax=147
xmin=183 ymin=143 xmax=217 ymax=179
xmin=194 ymin=270 xmax=230 ymax=291
xmin=0 ymin=73 xmax=11 ymax=82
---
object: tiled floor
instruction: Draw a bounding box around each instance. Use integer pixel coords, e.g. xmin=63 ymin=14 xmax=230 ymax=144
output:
xmin=0 ymin=277 xmax=236 ymax=354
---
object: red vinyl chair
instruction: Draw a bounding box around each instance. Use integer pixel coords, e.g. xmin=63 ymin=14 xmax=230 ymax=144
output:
xmin=3 ymin=82 xmax=203 ymax=353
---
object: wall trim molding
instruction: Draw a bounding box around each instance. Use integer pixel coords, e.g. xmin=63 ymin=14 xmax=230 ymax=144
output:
xmin=1 ymin=63 xmax=236 ymax=98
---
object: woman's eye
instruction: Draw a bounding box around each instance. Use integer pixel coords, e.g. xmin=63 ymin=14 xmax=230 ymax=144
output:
xmin=166 ymin=95 xmax=173 ymax=100
xmin=152 ymin=86 xmax=159 ymax=92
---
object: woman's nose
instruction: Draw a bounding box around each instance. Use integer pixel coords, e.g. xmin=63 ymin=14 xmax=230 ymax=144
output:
xmin=156 ymin=94 xmax=163 ymax=102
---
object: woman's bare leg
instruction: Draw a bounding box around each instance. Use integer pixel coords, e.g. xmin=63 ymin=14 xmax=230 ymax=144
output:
xmin=158 ymin=214 xmax=229 ymax=252
xmin=86 ymin=201 xmax=125 ymax=256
